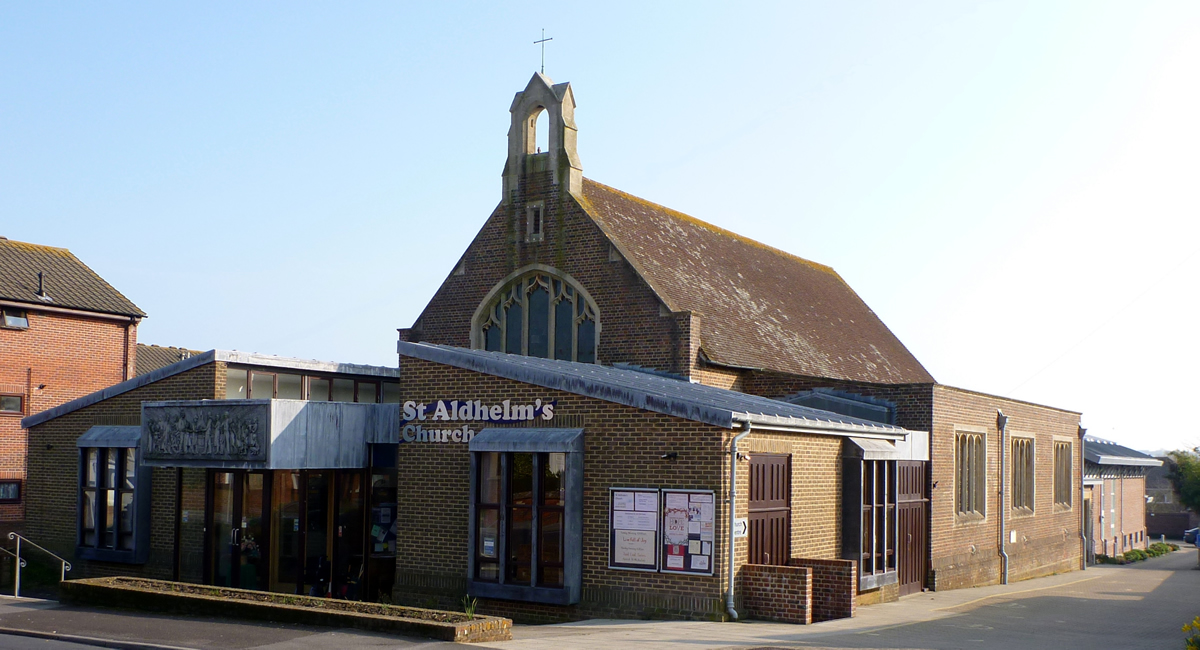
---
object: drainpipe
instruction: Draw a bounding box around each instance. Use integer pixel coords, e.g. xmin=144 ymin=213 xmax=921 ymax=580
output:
xmin=1079 ymin=426 xmax=1088 ymax=570
xmin=726 ymin=421 xmax=752 ymax=621
xmin=997 ymin=410 xmax=1009 ymax=585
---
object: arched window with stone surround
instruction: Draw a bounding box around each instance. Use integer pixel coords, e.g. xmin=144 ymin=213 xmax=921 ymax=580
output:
xmin=473 ymin=267 xmax=598 ymax=363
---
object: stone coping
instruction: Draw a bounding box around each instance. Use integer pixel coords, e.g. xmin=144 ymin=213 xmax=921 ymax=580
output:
xmin=59 ymin=577 xmax=512 ymax=643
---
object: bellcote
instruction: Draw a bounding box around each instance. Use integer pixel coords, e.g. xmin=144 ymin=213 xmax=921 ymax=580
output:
xmin=502 ymin=73 xmax=582 ymax=204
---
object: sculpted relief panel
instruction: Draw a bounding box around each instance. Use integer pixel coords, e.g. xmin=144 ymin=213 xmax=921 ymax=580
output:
xmin=143 ymin=402 xmax=269 ymax=464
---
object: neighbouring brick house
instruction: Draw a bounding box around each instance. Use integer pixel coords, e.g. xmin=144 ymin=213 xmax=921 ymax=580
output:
xmin=398 ymin=73 xmax=1086 ymax=614
xmin=1083 ymin=436 xmax=1161 ymax=560
xmin=0 ymin=237 xmax=144 ymax=531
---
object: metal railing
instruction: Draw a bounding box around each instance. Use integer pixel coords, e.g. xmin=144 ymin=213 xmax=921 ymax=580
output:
xmin=7 ymin=532 xmax=71 ymax=598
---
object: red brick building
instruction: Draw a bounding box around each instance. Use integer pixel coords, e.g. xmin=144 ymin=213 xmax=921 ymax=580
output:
xmin=1083 ymin=436 xmax=1161 ymax=560
xmin=0 ymin=237 xmax=144 ymax=529
xmin=401 ymin=73 xmax=1085 ymax=606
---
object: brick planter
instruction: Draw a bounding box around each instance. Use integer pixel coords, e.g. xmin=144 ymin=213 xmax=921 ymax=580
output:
xmin=60 ymin=577 xmax=511 ymax=643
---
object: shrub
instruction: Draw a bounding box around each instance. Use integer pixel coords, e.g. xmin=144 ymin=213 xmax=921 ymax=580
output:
xmin=1124 ymin=549 xmax=1148 ymax=563
xmin=1183 ymin=615 xmax=1200 ymax=650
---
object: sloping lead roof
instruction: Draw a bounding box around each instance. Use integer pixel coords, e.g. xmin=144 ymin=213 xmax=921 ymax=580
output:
xmin=135 ymin=344 xmax=203 ymax=377
xmin=576 ymin=180 xmax=933 ymax=385
xmin=1084 ymin=436 xmax=1163 ymax=467
xmin=397 ymin=342 xmax=914 ymax=438
xmin=0 ymin=238 xmax=145 ymax=317
xmin=23 ymin=350 xmax=399 ymax=429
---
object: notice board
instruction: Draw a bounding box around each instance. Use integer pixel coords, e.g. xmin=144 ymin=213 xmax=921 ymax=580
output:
xmin=608 ymin=487 xmax=660 ymax=571
xmin=660 ymin=489 xmax=715 ymax=575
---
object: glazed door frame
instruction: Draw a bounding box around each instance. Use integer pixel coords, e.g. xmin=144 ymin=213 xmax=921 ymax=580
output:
xmin=204 ymin=469 xmax=272 ymax=590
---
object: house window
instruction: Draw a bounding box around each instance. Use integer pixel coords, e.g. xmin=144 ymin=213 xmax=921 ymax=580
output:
xmin=467 ymin=427 xmax=582 ymax=605
xmin=1054 ymin=441 xmax=1072 ymax=507
xmin=955 ymin=432 xmax=986 ymax=518
xmin=1 ymin=308 xmax=29 ymax=329
xmin=1012 ymin=437 xmax=1034 ymax=512
xmin=0 ymin=394 xmax=23 ymax=415
xmin=78 ymin=442 xmax=151 ymax=563
xmin=477 ymin=270 xmax=599 ymax=363
xmin=0 ymin=480 xmax=20 ymax=503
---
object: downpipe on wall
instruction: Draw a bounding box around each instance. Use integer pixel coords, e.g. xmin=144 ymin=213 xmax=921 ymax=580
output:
xmin=726 ymin=421 xmax=753 ymax=621
xmin=997 ymin=410 xmax=1009 ymax=585
xmin=1079 ymin=425 xmax=1088 ymax=570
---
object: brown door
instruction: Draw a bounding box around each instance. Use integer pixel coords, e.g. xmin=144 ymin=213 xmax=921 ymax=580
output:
xmin=896 ymin=461 xmax=928 ymax=596
xmin=748 ymin=454 xmax=791 ymax=565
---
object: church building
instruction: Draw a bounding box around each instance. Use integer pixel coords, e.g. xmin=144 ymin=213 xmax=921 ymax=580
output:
xmin=19 ymin=73 xmax=1085 ymax=626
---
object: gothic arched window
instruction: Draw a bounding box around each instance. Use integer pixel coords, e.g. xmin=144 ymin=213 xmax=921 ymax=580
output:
xmin=475 ymin=269 xmax=598 ymax=363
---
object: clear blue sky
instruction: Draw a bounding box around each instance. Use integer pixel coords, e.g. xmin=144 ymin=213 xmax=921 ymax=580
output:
xmin=3 ymin=2 xmax=1197 ymax=452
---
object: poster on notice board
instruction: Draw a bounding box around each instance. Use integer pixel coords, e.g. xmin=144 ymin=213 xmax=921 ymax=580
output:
xmin=660 ymin=489 xmax=715 ymax=576
xmin=608 ymin=487 xmax=660 ymax=571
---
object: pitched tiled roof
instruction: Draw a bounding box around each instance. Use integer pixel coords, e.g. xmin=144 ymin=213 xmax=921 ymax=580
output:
xmin=577 ymin=180 xmax=934 ymax=384
xmin=135 ymin=344 xmax=202 ymax=377
xmin=0 ymin=238 xmax=145 ymax=317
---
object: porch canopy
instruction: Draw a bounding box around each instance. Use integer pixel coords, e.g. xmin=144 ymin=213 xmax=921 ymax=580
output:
xmin=140 ymin=399 xmax=400 ymax=470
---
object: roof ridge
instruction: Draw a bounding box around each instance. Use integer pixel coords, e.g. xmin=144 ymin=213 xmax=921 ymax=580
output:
xmin=0 ymin=239 xmax=73 ymax=255
xmin=580 ymin=177 xmax=840 ymax=278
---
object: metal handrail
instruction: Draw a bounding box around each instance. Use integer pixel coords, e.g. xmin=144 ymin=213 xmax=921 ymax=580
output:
xmin=7 ymin=532 xmax=71 ymax=598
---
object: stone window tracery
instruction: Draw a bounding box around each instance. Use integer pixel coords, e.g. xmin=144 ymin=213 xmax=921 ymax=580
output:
xmin=477 ymin=271 xmax=598 ymax=363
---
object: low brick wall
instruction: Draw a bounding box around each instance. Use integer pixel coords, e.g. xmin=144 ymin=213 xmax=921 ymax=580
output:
xmin=740 ymin=564 xmax=812 ymax=624
xmin=787 ymin=558 xmax=856 ymax=622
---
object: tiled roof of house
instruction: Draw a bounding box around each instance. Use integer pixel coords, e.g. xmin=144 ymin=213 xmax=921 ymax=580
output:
xmin=577 ymin=180 xmax=934 ymax=385
xmin=0 ymin=238 xmax=145 ymax=317
xmin=135 ymin=344 xmax=203 ymax=377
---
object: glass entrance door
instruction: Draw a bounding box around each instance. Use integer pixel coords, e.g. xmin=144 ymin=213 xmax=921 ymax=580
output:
xmin=208 ymin=471 xmax=269 ymax=591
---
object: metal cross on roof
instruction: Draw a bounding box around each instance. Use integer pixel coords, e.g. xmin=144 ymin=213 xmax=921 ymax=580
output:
xmin=534 ymin=29 xmax=553 ymax=75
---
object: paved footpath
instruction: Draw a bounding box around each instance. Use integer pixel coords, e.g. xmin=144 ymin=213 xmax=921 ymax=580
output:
xmin=0 ymin=548 xmax=1196 ymax=650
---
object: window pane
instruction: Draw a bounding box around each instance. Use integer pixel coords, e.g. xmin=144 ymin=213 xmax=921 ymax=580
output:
xmin=510 ymin=454 xmax=534 ymax=505
xmin=104 ymin=490 xmax=116 ymax=548
xmin=477 ymin=561 xmax=499 ymax=582
xmin=276 ymin=374 xmax=303 ymax=400
xmin=86 ymin=449 xmax=98 ymax=488
xmin=250 ymin=372 xmax=274 ymax=399
xmin=507 ymin=507 xmax=532 ymax=584
xmin=308 ymin=378 xmax=330 ymax=401
xmin=82 ymin=490 xmax=96 ymax=536
xmin=484 ymin=323 xmax=502 ymax=352
xmin=528 ymin=285 xmax=550 ymax=358
xmin=479 ymin=452 xmax=501 ymax=504
xmin=381 ymin=383 xmax=402 ymax=404
xmin=478 ymin=509 xmax=499 ymax=559
xmin=119 ymin=492 xmax=134 ymax=541
xmin=123 ymin=448 xmax=135 ymax=489
xmin=505 ymin=301 xmax=523 ymax=355
xmin=540 ymin=511 xmax=563 ymax=564
xmin=225 ymin=368 xmax=248 ymax=399
xmin=105 ymin=450 xmax=117 ymax=489
xmin=542 ymin=453 xmax=565 ymax=506
xmin=577 ymin=318 xmax=596 ymax=364
xmin=554 ymin=299 xmax=573 ymax=361
xmin=357 ymin=382 xmax=378 ymax=404
xmin=332 ymin=378 xmax=355 ymax=402
xmin=0 ymin=395 xmax=21 ymax=413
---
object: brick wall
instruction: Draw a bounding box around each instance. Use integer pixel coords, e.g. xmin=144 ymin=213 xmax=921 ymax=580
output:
xmin=929 ymin=385 xmax=1083 ymax=589
xmin=787 ymin=558 xmax=856 ymax=621
xmin=0 ymin=309 xmax=136 ymax=525
xmin=1091 ymin=475 xmax=1149 ymax=556
xmin=24 ymin=361 xmax=222 ymax=578
xmin=739 ymin=564 xmax=812 ymax=624
xmin=406 ymin=171 xmax=695 ymax=378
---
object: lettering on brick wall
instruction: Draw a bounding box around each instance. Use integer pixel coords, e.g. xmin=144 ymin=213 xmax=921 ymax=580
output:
xmin=143 ymin=403 xmax=268 ymax=462
xmin=401 ymin=399 xmax=554 ymax=424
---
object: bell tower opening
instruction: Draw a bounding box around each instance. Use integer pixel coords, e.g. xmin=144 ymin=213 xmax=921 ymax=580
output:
xmin=502 ymin=73 xmax=583 ymax=203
